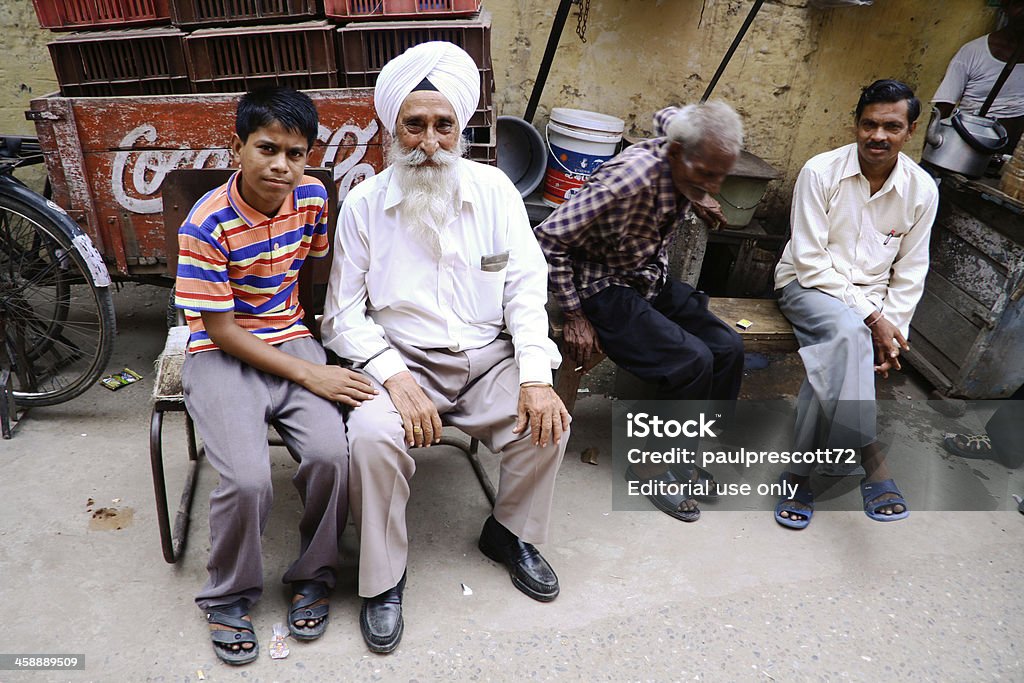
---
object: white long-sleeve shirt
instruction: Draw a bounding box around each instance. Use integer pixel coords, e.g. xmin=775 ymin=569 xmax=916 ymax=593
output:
xmin=774 ymin=143 xmax=939 ymax=338
xmin=321 ymin=158 xmax=561 ymax=385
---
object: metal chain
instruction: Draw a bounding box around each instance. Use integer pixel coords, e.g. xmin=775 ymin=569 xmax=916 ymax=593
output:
xmin=575 ymin=0 xmax=591 ymax=43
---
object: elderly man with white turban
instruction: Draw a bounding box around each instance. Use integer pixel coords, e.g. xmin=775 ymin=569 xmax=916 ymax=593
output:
xmin=321 ymin=41 xmax=569 ymax=654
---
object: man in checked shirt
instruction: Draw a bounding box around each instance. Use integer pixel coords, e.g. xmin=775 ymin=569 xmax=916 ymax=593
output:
xmin=535 ymin=101 xmax=746 ymax=522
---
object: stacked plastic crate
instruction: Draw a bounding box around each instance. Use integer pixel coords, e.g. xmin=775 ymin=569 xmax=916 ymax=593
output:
xmin=38 ymin=1 xmax=336 ymax=95
xmin=36 ymin=0 xmax=494 ymax=164
xmin=37 ymin=1 xmax=185 ymax=96
xmin=174 ymin=2 xmax=336 ymax=92
xmin=328 ymin=1 xmax=494 ymax=164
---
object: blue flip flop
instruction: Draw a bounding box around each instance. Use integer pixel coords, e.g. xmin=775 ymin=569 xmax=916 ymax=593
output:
xmin=774 ymin=472 xmax=813 ymax=530
xmin=860 ymin=478 xmax=910 ymax=522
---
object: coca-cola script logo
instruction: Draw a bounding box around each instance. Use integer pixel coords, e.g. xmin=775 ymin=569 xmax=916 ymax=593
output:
xmin=111 ymin=120 xmax=380 ymax=214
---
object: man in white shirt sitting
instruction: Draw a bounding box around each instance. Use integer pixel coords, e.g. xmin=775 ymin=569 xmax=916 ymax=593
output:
xmin=321 ymin=41 xmax=569 ymax=654
xmin=772 ymin=79 xmax=939 ymax=530
xmin=932 ymin=0 xmax=1024 ymax=150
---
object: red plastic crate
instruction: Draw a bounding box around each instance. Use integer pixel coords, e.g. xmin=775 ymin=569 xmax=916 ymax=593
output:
xmin=463 ymin=118 xmax=494 ymax=147
xmin=464 ymin=116 xmax=495 ymax=165
xmin=336 ymin=11 xmax=490 ymax=72
xmin=171 ymin=0 xmax=319 ymax=27
xmin=325 ymin=0 xmax=481 ymax=21
xmin=337 ymin=11 xmax=492 ymax=124
xmin=186 ymin=21 xmax=338 ymax=93
xmin=49 ymin=27 xmax=190 ymax=97
xmin=467 ymin=141 xmax=496 ymax=166
xmin=32 ymin=0 xmax=171 ymax=31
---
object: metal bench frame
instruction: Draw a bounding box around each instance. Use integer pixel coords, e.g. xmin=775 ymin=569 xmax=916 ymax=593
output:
xmin=150 ymin=381 xmax=493 ymax=563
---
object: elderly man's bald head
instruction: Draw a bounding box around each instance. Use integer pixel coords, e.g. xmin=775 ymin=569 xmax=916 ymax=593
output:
xmin=666 ymin=100 xmax=744 ymax=158
xmin=664 ymin=101 xmax=744 ymax=203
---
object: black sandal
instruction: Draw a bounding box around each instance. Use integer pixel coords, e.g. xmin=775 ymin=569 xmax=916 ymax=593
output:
xmin=943 ymin=433 xmax=994 ymax=460
xmin=289 ymin=580 xmax=330 ymax=641
xmin=206 ymin=601 xmax=259 ymax=665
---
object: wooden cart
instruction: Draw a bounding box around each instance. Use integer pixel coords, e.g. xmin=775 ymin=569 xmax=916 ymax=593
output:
xmin=0 ymin=89 xmax=383 ymax=413
xmin=28 ymin=88 xmax=385 ymax=280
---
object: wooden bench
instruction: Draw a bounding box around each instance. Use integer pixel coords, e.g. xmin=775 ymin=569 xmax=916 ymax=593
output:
xmin=149 ymin=169 xmax=494 ymax=564
xmin=552 ymin=296 xmax=797 ymax=413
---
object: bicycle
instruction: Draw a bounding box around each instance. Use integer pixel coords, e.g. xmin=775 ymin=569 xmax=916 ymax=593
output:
xmin=0 ymin=134 xmax=116 ymax=407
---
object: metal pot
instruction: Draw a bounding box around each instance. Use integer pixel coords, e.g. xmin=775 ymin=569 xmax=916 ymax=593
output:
xmin=922 ymin=108 xmax=1009 ymax=178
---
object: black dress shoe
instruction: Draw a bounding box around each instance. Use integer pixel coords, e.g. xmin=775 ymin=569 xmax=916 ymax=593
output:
xmin=359 ymin=572 xmax=406 ymax=654
xmin=478 ymin=515 xmax=559 ymax=602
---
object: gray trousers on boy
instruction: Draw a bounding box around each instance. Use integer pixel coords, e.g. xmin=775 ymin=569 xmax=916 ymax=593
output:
xmin=183 ymin=336 xmax=348 ymax=610
xmin=345 ymin=336 xmax=567 ymax=598
xmin=778 ymin=281 xmax=878 ymax=476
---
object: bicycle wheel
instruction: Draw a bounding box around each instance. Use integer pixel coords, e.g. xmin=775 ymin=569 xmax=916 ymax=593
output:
xmin=0 ymin=191 xmax=115 ymax=407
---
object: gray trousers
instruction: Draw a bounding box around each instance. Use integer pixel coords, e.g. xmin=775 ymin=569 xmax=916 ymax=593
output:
xmin=183 ymin=337 xmax=349 ymax=610
xmin=778 ymin=281 xmax=878 ymax=476
xmin=346 ymin=336 xmax=567 ymax=598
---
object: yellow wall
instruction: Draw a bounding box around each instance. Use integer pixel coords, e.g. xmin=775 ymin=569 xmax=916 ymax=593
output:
xmin=488 ymin=0 xmax=996 ymax=215
xmin=0 ymin=1 xmax=57 ymax=136
xmin=0 ymin=0 xmax=999 ymax=219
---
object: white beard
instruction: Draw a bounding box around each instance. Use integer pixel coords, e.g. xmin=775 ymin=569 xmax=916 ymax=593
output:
xmin=388 ymin=137 xmax=466 ymax=258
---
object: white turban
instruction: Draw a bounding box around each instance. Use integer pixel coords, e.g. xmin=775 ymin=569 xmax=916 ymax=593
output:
xmin=374 ymin=41 xmax=480 ymax=135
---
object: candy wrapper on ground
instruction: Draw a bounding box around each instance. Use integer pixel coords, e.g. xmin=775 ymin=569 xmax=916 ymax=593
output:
xmin=268 ymin=622 xmax=290 ymax=659
xmin=99 ymin=368 xmax=142 ymax=391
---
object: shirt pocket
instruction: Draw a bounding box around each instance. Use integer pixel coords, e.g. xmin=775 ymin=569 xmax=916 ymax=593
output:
xmin=454 ymin=263 xmax=507 ymax=324
xmin=856 ymin=222 xmax=902 ymax=278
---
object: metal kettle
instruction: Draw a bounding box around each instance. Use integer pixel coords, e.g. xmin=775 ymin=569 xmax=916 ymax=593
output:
xmin=922 ymin=107 xmax=1008 ymax=178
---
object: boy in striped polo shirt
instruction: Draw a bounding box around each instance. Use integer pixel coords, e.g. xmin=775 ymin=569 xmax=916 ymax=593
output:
xmin=175 ymin=86 xmax=376 ymax=665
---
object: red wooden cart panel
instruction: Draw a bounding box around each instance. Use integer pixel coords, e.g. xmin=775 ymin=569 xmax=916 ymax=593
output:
xmin=28 ymin=90 xmax=384 ymax=277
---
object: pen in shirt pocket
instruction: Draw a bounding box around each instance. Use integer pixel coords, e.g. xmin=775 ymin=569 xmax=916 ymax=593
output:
xmin=883 ymin=229 xmax=896 ymax=245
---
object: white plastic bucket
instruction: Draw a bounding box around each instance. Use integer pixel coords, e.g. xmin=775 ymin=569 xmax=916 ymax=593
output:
xmin=543 ymin=108 xmax=624 ymax=207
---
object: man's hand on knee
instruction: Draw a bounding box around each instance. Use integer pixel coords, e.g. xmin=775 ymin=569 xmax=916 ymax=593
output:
xmin=865 ymin=313 xmax=908 ymax=379
xmin=383 ymin=371 xmax=442 ymax=447
xmin=514 ymin=385 xmax=570 ymax=447
xmin=563 ymin=311 xmax=602 ymax=370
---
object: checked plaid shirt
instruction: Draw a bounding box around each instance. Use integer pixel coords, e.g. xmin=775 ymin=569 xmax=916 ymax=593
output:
xmin=534 ymin=107 xmax=690 ymax=314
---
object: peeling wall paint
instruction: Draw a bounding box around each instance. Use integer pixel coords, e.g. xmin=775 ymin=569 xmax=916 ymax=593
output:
xmin=488 ymin=0 xmax=996 ymax=219
xmin=0 ymin=1 xmax=57 ymax=136
xmin=0 ymin=0 xmax=999 ymax=223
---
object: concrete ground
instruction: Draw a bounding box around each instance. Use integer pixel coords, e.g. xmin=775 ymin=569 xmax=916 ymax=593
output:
xmin=0 ymin=284 xmax=1021 ymax=683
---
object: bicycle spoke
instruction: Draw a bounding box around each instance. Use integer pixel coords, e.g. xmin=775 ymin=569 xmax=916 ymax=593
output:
xmin=0 ymin=187 xmax=115 ymax=406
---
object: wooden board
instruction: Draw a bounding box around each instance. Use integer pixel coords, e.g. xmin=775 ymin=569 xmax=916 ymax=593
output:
xmin=29 ymin=90 xmax=384 ymax=276
xmin=708 ymin=297 xmax=798 ymax=353
xmin=905 ymin=180 xmax=1024 ymax=398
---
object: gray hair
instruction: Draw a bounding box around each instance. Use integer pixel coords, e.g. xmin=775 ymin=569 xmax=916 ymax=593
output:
xmin=665 ymin=100 xmax=744 ymax=157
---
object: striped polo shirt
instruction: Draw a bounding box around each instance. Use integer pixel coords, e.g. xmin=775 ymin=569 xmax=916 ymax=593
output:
xmin=174 ymin=171 xmax=330 ymax=354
